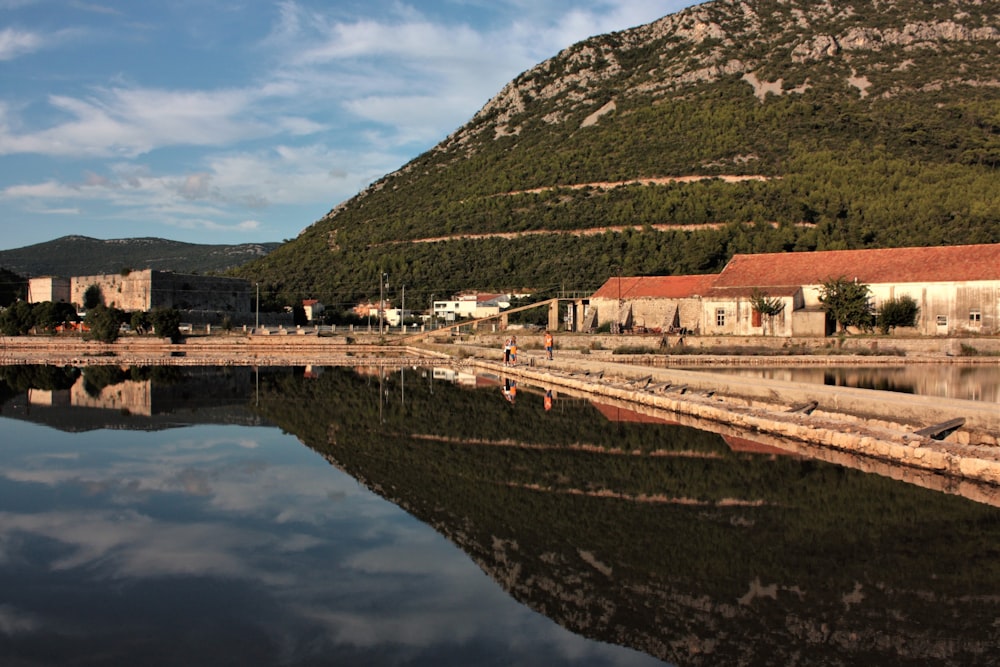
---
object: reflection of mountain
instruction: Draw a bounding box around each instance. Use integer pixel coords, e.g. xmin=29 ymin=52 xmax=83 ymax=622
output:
xmin=0 ymin=366 xmax=283 ymax=431
xmin=255 ymin=367 xmax=1000 ymax=667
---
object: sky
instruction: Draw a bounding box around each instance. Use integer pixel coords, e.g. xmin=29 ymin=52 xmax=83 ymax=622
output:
xmin=0 ymin=0 xmax=698 ymax=251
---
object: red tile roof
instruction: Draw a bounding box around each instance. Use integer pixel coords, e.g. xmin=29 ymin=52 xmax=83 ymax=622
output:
xmin=714 ymin=244 xmax=1000 ymax=288
xmin=591 ymin=274 xmax=719 ymax=299
xmin=592 ymin=401 xmax=679 ymax=425
xmin=723 ymin=435 xmax=797 ymax=457
xmin=704 ymin=285 xmax=801 ymax=299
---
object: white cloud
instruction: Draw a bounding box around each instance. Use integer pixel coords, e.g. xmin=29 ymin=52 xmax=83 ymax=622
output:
xmin=0 ymin=27 xmax=42 ymax=60
xmin=0 ymin=87 xmax=263 ymax=158
xmin=36 ymin=206 xmax=81 ymax=214
xmin=0 ymin=0 xmax=699 ymax=246
xmin=2 ymin=180 xmax=86 ymax=199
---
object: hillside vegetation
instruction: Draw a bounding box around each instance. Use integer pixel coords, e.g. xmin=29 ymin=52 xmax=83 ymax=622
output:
xmin=236 ymin=0 xmax=1000 ymax=311
xmin=0 ymin=235 xmax=279 ymax=280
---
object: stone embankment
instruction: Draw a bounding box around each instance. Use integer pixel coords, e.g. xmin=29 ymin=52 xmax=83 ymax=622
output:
xmin=0 ymin=335 xmax=449 ymax=367
xmin=470 ymin=354 xmax=1000 ymax=494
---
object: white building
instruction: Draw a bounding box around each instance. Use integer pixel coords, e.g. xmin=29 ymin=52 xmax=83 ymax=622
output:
xmin=432 ymin=293 xmax=511 ymax=322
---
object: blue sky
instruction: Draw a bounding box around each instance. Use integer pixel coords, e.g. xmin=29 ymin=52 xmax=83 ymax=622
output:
xmin=0 ymin=0 xmax=696 ymax=251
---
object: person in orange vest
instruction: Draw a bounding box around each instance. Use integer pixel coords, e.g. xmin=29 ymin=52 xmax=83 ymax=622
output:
xmin=510 ymin=336 xmax=517 ymax=366
xmin=544 ymin=331 xmax=554 ymax=360
xmin=503 ymin=378 xmax=516 ymax=404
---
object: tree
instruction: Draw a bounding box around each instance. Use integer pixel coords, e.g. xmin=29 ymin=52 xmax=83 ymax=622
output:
xmin=748 ymin=289 xmax=785 ymax=336
xmin=0 ymin=300 xmax=35 ymax=335
xmin=32 ymin=301 xmax=76 ymax=333
xmin=150 ymin=307 xmax=182 ymax=343
xmin=292 ymin=304 xmax=307 ymax=326
xmin=818 ymin=276 xmax=872 ymax=333
xmin=82 ymin=284 xmax=103 ymax=310
xmin=84 ymin=304 xmax=122 ymax=343
xmin=877 ymin=295 xmax=920 ymax=334
xmin=130 ymin=311 xmax=151 ymax=335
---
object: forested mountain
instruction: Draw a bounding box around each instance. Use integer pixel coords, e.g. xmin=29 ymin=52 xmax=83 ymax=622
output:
xmin=0 ymin=267 xmax=25 ymax=306
xmin=236 ymin=0 xmax=1000 ymax=312
xmin=0 ymin=235 xmax=279 ymax=278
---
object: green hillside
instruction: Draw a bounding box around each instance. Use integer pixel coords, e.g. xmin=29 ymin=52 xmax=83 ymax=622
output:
xmin=0 ymin=267 xmax=26 ymax=307
xmin=0 ymin=235 xmax=280 ymax=279
xmin=236 ymin=0 xmax=1000 ymax=311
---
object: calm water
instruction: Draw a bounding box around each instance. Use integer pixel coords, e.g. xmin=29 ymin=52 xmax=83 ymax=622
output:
xmin=1 ymin=365 xmax=999 ymax=666
xmin=693 ymin=364 xmax=1000 ymax=402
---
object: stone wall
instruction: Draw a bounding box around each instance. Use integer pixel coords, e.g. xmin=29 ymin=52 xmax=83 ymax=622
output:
xmin=588 ymin=296 xmax=703 ymax=332
xmin=72 ymin=270 xmax=153 ymax=310
xmin=463 ymin=331 xmax=1000 ymax=357
xmin=68 ymin=269 xmax=251 ymax=313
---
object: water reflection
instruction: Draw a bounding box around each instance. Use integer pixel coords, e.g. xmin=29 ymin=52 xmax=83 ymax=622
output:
xmin=699 ymin=364 xmax=1000 ymax=402
xmin=1 ymin=365 xmax=1000 ymax=666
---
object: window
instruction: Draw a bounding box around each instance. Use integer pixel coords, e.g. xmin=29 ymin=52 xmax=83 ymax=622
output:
xmin=936 ymin=315 xmax=948 ymax=327
xmin=970 ymin=310 xmax=982 ymax=324
xmin=716 ymin=308 xmax=726 ymax=327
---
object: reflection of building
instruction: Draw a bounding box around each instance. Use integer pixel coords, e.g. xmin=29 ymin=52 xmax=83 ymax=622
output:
xmin=430 ymin=367 xmax=478 ymax=386
xmin=17 ymin=367 xmax=270 ymax=431
xmin=29 ymin=376 xmax=152 ymax=416
xmin=29 ymin=269 xmax=251 ymax=314
xmin=26 ymin=388 xmax=71 ymax=407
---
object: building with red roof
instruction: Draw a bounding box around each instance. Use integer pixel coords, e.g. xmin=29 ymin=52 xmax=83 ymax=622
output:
xmin=588 ymin=244 xmax=1000 ymax=336
xmin=589 ymin=274 xmax=718 ymax=333
xmin=302 ymin=299 xmax=325 ymax=322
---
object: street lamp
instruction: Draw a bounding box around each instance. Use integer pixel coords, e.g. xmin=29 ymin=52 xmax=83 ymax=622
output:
xmin=255 ymin=282 xmax=259 ymax=333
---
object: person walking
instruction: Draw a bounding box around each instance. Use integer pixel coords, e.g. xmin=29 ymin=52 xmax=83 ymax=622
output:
xmin=544 ymin=331 xmax=554 ymax=360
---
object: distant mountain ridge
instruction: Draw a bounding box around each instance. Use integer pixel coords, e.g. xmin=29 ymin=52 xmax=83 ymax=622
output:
xmin=236 ymin=0 xmax=1000 ymax=310
xmin=0 ymin=235 xmax=280 ymax=278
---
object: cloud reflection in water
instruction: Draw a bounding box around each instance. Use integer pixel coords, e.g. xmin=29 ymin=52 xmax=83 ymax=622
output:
xmin=0 ymin=417 xmax=662 ymax=666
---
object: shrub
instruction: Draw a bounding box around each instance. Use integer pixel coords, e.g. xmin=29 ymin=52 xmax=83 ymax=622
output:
xmin=876 ymin=296 xmax=920 ymax=334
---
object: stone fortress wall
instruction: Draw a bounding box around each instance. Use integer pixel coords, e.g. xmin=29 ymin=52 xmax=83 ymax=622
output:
xmin=62 ymin=269 xmax=252 ymax=313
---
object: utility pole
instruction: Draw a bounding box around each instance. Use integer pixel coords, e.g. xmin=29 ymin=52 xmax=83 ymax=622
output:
xmin=255 ymin=282 xmax=259 ymax=332
xmin=401 ymin=284 xmax=405 ymax=331
xmin=613 ymin=268 xmax=623 ymax=334
xmin=379 ymin=272 xmax=388 ymax=335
